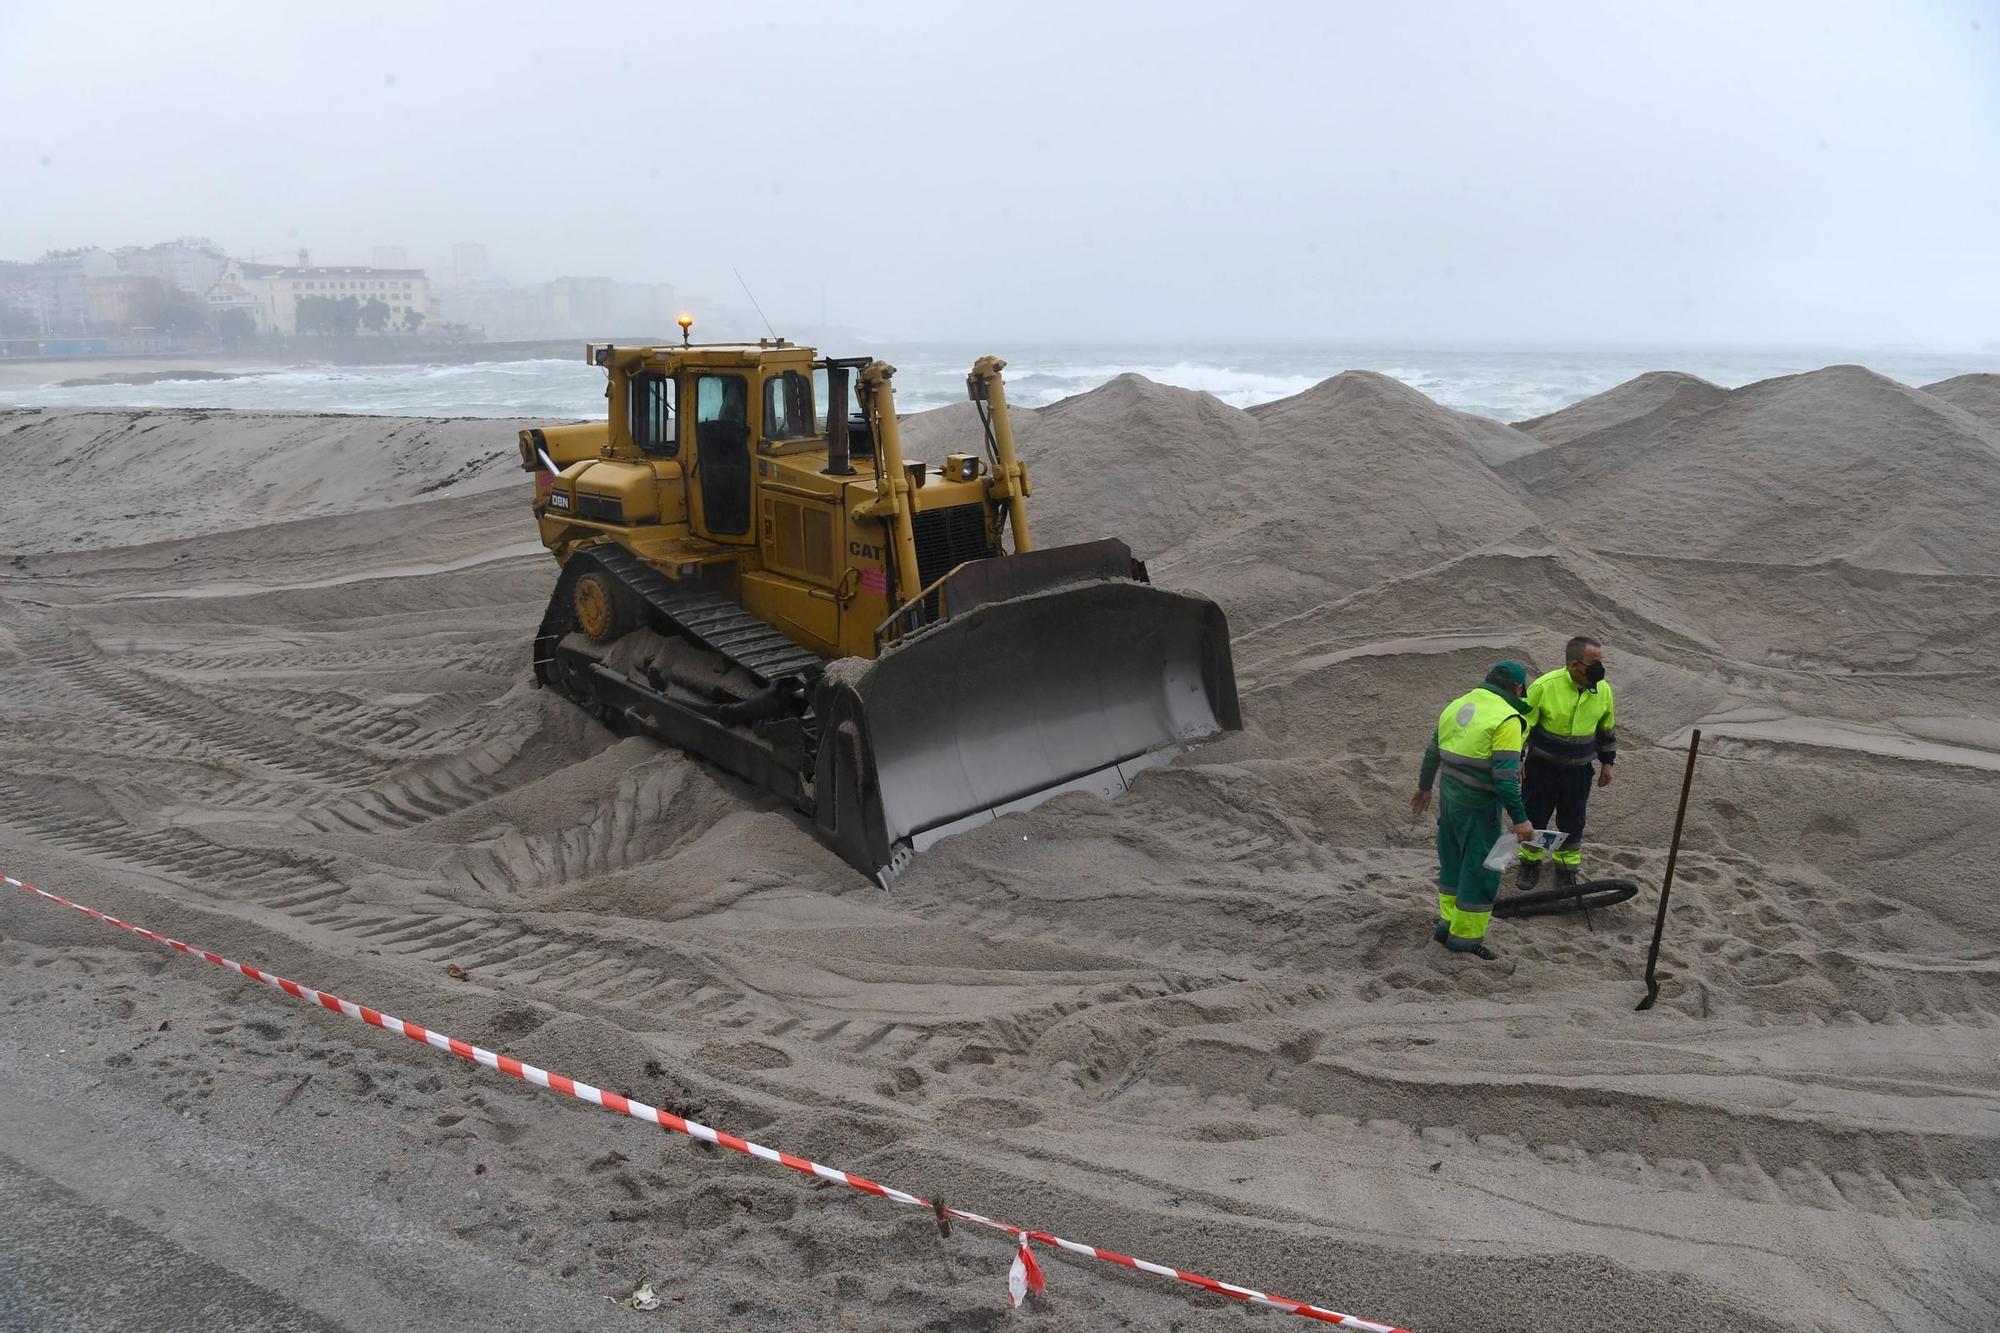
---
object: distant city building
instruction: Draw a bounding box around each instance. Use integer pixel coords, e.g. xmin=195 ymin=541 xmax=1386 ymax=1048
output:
xmin=204 ymin=259 xmax=269 ymax=331
xmin=432 ymin=274 xmax=521 ymax=335
xmin=436 ymin=273 xmax=677 ymax=339
xmin=211 ymin=261 xmax=438 ymax=335
xmin=85 ymin=274 xmax=170 ymax=330
xmin=114 ymin=237 xmax=228 ymax=299
xmin=8 ymin=233 xmax=695 ymax=343
xmin=30 ymin=248 xmax=118 ymax=333
xmin=0 ymin=261 xmax=44 ymax=335
xmin=545 ymin=276 xmax=678 ymax=335
xmin=10 ymin=240 xmax=229 ymax=334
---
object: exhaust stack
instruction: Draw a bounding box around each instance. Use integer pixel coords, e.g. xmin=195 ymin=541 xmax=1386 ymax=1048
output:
xmin=823 ymin=364 xmax=855 ymax=476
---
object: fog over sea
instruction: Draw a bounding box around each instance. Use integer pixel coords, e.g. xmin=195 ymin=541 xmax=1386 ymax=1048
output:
xmin=7 ymin=340 xmax=1996 ymax=422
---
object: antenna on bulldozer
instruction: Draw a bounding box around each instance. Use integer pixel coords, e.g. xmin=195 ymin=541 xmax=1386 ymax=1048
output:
xmin=733 ymin=267 xmax=779 ymax=343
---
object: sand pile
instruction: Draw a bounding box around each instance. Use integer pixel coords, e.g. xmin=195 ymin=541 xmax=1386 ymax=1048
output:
xmin=943 ymin=373 xmax=1261 ymax=559
xmin=1113 ymin=371 xmax=1550 ymax=627
xmin=1924 ymin=372 xmax=2000 ymax=430
xmin=1514 ymin=369 xmax=1728 ymax=445
xmin=0 ymin=406 xmax=543 ymax=554
xmin=1502 ymin=365 xmax=2000 ymax=575
xmin=910 ymin=370 xmax=1546 ymax=613
xmin=2 ymin=364 xmax=1996 ymax=1333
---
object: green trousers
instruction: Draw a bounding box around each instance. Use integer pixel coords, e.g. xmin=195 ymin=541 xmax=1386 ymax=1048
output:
xmin=1435 ymin=796 xmax=1503 ymax=948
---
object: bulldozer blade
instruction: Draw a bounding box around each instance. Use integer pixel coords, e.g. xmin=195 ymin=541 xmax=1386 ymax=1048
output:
xmin=812 ymin=580 xmax=1239 ymax=883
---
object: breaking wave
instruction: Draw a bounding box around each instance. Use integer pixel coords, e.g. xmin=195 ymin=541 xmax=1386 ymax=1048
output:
xmin=5 ymin=343 xmax=1993 ymax=424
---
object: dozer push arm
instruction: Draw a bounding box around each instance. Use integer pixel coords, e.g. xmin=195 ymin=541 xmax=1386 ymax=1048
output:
xmin=519 ymin=422 xmax=612 ymax=472
xmin=968 ymin=356 xmax=1032 ymax=553
xmin=855 ymin=360 xmax=925 ymax=607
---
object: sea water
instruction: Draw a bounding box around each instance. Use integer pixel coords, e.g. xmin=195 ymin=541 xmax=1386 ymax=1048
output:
xmin=4 ymin=340 xmax=1994 ymax=423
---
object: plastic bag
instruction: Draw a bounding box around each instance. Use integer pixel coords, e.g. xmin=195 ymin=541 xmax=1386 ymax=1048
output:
xmin=1485 ymin=827 xmax=1563 ymax=871
xmin=1482 ymin=833 xmax=1520 ymax=871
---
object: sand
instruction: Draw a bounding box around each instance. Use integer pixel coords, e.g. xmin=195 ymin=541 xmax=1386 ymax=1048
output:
xmin=1514 ymin=370 xmax=1730 ymax=446
xmin=1923 ymin=373 xmax=2000 ymax=432
xmin=0 ymin=407 xmax=536 ymax=554
xmin=1 ymin=366 xmax=1995 ymax=1332
xmin=0 ymin=354 xmax=251 ymax=388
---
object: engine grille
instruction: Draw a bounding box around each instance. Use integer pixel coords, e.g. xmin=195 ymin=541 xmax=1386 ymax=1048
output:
xmin=911 ymin=503 xmax=995 ymax=591
xmin=577 ymin=493 xmax=624 ymax=523
xmin=909 ymin=502 xmax=996 ymax=620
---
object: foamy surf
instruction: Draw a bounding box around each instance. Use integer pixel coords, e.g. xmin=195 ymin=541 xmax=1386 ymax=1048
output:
xmin=3 ymin=342 xmax=1994 ymax=423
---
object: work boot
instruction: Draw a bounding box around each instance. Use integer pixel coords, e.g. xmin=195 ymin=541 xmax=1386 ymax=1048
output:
xmin=1515 ymin=858 xmax=1542 ymax=890
xmin=1553 ymin=862 xmax=1579 ymax=892
xmin=1449 ymin=940 xmax=1501 ymax=961
xmin=1433 ymin=920 xmax=1450 ymax=945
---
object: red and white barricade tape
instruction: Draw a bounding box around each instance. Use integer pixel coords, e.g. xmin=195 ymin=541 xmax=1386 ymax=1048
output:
xmin=4 ymin=871 xmax=1413 ymax=1332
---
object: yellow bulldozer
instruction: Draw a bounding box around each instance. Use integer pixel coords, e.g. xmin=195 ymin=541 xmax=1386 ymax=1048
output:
xmin=519 ymin=322 xmax=1240 ymax=884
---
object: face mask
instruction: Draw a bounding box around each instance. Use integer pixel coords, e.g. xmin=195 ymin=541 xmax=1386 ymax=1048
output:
xmin=1584 ymin=662 xmax=1606 ymax=686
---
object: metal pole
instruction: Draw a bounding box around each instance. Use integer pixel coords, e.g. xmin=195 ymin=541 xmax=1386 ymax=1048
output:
xmin=1637 ymin=728 xmax=1701 ymax=1011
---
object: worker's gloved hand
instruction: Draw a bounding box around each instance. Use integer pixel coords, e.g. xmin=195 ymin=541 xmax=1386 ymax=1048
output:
xmin=1409 ymin=789 xmax=1432 ymax=816
xmin=1513 ymin=820 xmax=1535 ymax=842
xmin=1597 ymin=765 xmax=1614 ymax=788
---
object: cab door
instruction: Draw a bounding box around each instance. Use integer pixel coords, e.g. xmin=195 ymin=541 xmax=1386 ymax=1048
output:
xmin=627 ymin=371 xmax=687 ymax=527
xmin=690 ymin=372 xmax=754 ymax=544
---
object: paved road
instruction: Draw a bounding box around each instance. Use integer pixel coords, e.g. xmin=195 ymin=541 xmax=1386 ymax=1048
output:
xmin=0 ymin=1154 xmax=344 ymax=1333
xmin=0 ymin=1043 xmax=610 ymax=1333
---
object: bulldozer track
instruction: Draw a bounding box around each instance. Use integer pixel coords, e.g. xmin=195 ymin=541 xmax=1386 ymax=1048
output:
xmin=0 ymin=717 xmax=233 ymax=772
xmin=7 ymin=607 xmax=549 ymax=834
xmin=0 ymin=776 xmax=333 ymax=900
xmin=336 ymin=696 xmax=506 ymax=755
xmin=288 ymin=729 xmax=538 ymax=834
xmin=0 ymin=756 xmax=1258 ymax=1083
xmin=1112 ymin=795 xmax=1308 ymax=871
xmin=537 ymin=545 xmax=823 ymax=689
xmin=245 ymin=691 xmax=436 ymax=752
xmin=427 ymin=761 xmax=733 ymax=895
xmin=28 ymin=626 xmax=387 ymax=790
xmin=0 ymin=777 xmax=740 ymax=1025
xmin=1058 ymin=1007 xmax=2000 ymax=1224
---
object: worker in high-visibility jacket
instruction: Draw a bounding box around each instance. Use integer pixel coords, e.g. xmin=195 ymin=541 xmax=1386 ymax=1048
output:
xmin=1410 ymin=660 xmax=1535 ymax=960
xmin=1516 ymin=635 xmax=1617 ymax=890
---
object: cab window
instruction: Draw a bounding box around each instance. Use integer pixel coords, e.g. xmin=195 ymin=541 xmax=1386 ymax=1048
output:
xmin=697 ymin=373 xmax=748 ymax=431
xmin=630 ymin=374 xmax=676 ymax=457
xmin=763 ymin=370 xmax=815 ymax=442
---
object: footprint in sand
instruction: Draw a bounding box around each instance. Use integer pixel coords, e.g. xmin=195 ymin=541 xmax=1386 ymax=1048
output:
xmin=941 ymin=1096 xmax=1042 ymax=1130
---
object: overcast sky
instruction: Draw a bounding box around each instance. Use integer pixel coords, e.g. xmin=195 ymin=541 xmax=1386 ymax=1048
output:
xmin=5 ymin=0 xmax=1995 ymax=346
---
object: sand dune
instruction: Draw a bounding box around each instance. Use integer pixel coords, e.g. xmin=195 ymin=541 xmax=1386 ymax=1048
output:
xmin=1514 ymin=369 xmax=1729 ymax=445
xmin=1924 ymin=372 xmax=2000 ymax=430
xmin=0 ymin=406 xmax=538 ymax=554
xmin=1504 ymin=365 xmax=2000 ymax=575
xmin=1129 ymin=372 xmax=1550 ymax=632
xmin=1 ymin=367 xmax=1995 ymax=1333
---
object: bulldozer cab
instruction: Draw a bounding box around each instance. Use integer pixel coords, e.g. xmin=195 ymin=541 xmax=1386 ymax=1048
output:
xmin=610 ymin=350 xmax=795 ymax=546
xmin=598 ymin=345 xmax=857 ymax=542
